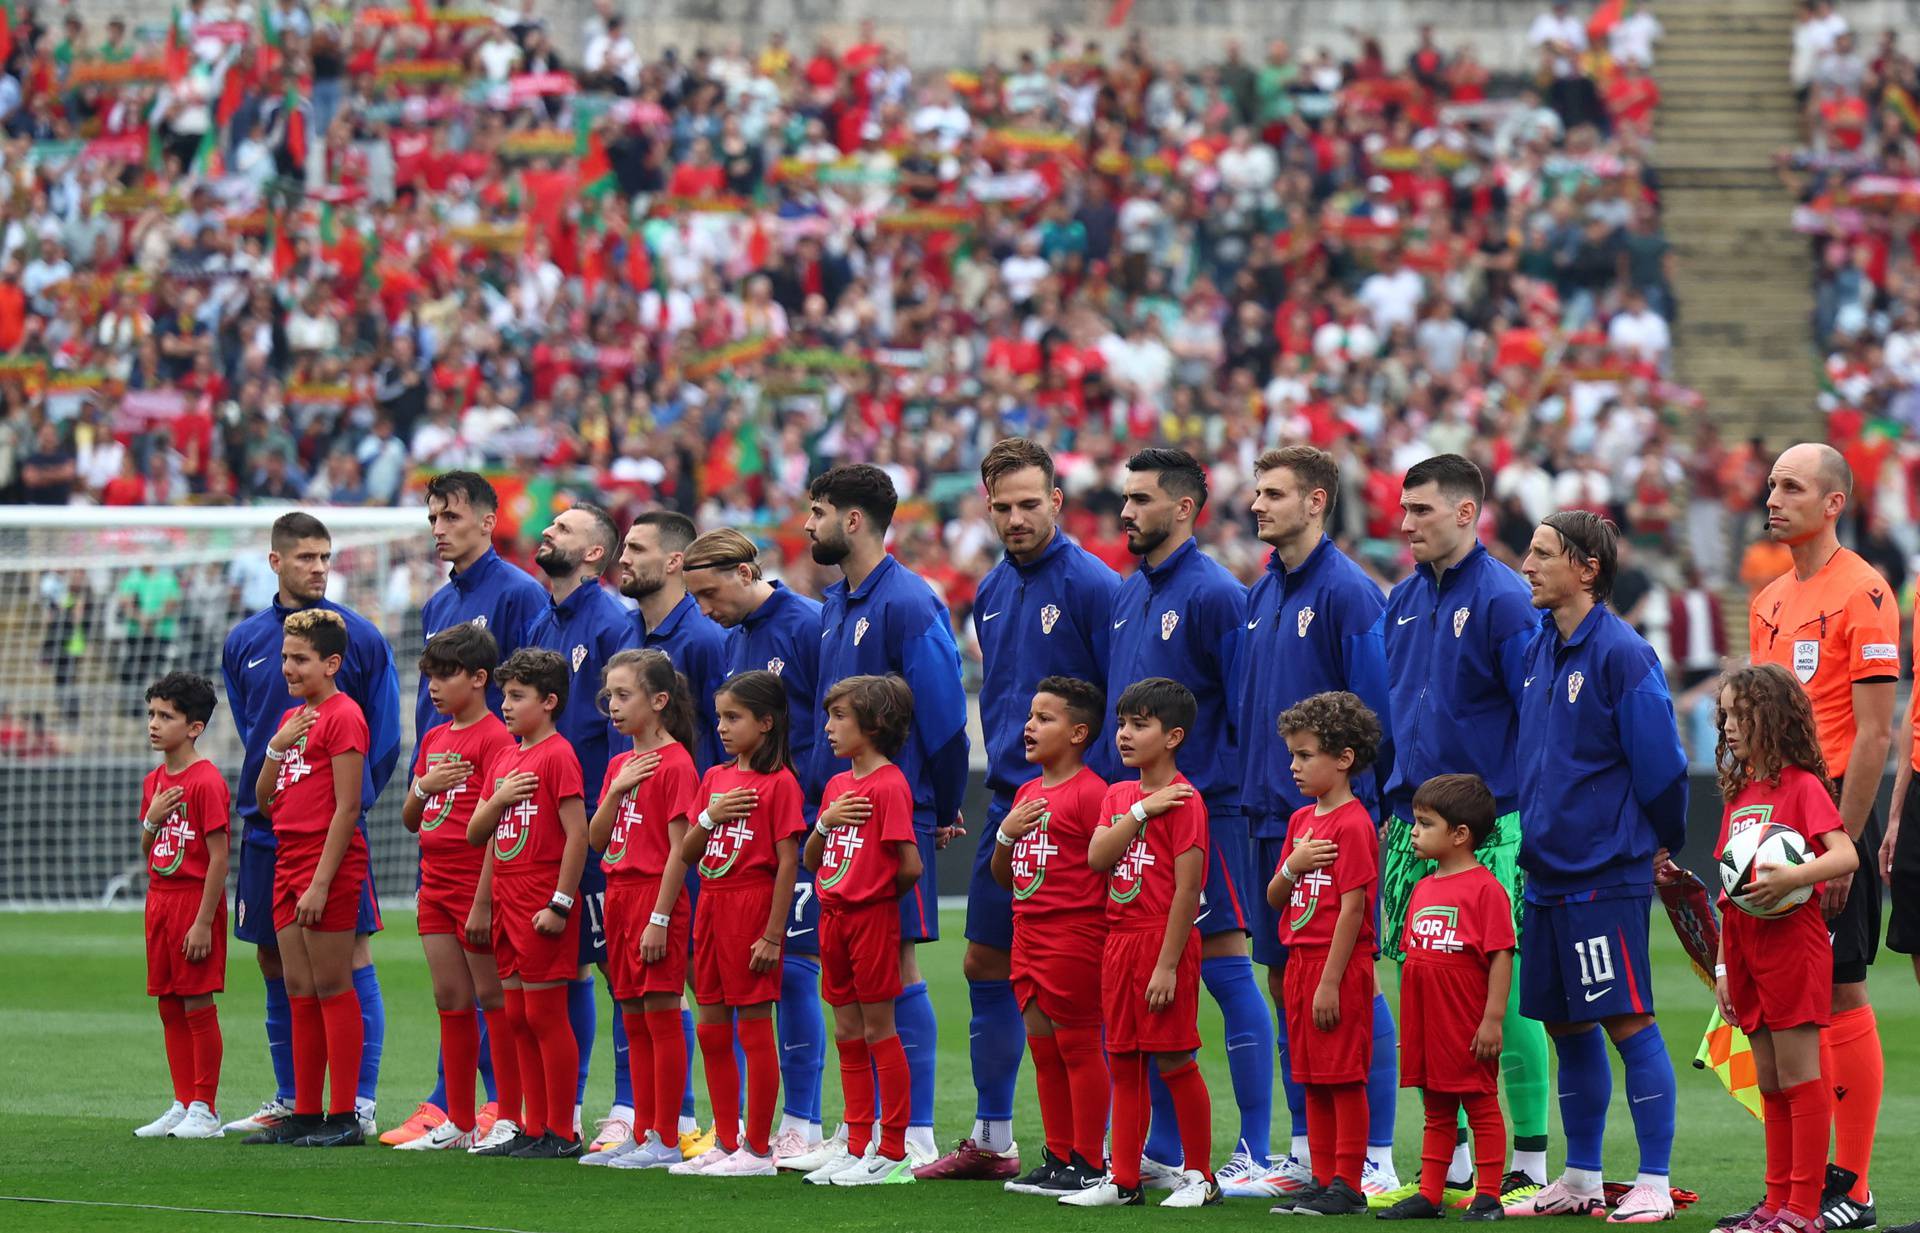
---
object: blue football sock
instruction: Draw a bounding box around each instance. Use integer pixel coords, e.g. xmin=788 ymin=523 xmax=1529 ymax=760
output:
xmin=896 ymin=980 xmax=938 ymax=1128
xmin=966 ymin=978 xmax=1023 ymax=1123
xmin=1553 ymin=1026 xmax=1612 ymax=1174
xmin=779 ymin=956 xmax=826 ymax=1122
xmin=1367 ymin=991 xmax=1398 ymax=1148
xmin=353 ymin=964 xmax=384 ymax=1104
xmin=1272 ymin=991 xmax=1308 ymax=1138
xmin=1144 ymin=1065 xmax=1183 ymax=1165
xmin=1613 ymin=1022 xmax=1676 ymax=1176
xmin=264 ymin=976 xmax=294 ymax=1103
xmin=610 ymin=1007 xmax=632 ymax=1111
xmin=567 ymin=976 xmax=596 ymax=1106
xmin=1202 ymin=953 xmax=1274 ymax=1160
xmin=476 ymin=1008 xmax=497 ymax=1103
xmin=426 ymin=1051 xmax=449 ymax=1110
xmin=681 ymin=1008 xmax=696 ymax=1120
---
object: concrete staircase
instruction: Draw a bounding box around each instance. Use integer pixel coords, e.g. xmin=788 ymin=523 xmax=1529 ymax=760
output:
xmin=1655 ymin=0 xmax=1821 ymax=443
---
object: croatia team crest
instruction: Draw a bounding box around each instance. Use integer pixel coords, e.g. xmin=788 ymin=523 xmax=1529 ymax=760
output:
xmin=1566 ymin=671 xmax=1586 ymax=704
xmin=472 ymin=615 xmax=489 ymax=630
xmin=571 ymin=644 xmax=588 ymax=673
xmin=1160 ymin=610 xmax=1180 ymax=641
xmin=1040 ymin=604 xmax=1061 ymax=635
xmin=766 ymin=657 xmax=786 ymax=676
xmin=1453 ymin=607 xmax=1471 ymax=637
xmin=853 ymin=617 xmax=870 ymax=646
xmin=1297 ymin=606 xmax=1316 ymax=637
xmin=1792 ymin=639 xmax=1819 ymax=683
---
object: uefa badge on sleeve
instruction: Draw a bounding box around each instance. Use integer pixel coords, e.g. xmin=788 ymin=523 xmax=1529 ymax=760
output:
xmin=1160 ymin=610 xmax=1179 ymax=641
xmin=1040 ymin=604 xmax=1060 ymax=635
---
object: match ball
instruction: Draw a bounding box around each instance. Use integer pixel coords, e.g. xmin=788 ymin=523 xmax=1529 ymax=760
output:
xmin=1718 ymin=822 xmax=1814 ymax=919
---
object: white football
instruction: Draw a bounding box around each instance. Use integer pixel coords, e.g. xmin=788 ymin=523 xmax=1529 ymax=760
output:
xmin=1718 ymin=821 xmax=1815 ymax=919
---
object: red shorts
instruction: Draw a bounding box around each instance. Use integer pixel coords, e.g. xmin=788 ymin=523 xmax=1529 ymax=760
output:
xmin=417 ymin=881 xmax=490 ymax=954
xmin=1101 ymin=926 xmax=1202 ymax=1054
xmin=1283 ymin=944 xmax=1375 ymax=1085
xmin=1725 ymin=904 xmax=1833 ymax=1034
xmin=694 ymin=883 xmax=782 ymax=1008
xmin=606 ymin=876 xmax=689 ymax=1001
xmin=272 ymin=832 xmax=369 ymax=934
xmin=492 ymin=873 xmax=581 ymax=984
xmin=146 ymin=884 xmax=227 ymax=997
xmin=820 ymin=899 xmax=901 ymax=1006
xmin=1399 ymin=953 xmax=1497 ymax=1094
xmin=1012 ymin=912 xmax=1107 ymax=1028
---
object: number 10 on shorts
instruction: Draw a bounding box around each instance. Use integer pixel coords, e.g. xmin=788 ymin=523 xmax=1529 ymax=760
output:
xmin=1573 ymin=935 xmax=1614 ymax=986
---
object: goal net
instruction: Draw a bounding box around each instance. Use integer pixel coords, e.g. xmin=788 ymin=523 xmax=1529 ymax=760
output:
xmin=0 ymin=506 xmax=438 ymax=908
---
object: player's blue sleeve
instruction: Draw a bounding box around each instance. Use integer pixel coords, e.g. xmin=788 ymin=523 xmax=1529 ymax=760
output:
xmin=1345 ymin=614 xmax=1392 ymax=808
xmin=505 ymin=583 xmax=546 ymax=655
xmin=360 ymin=637 xmax=403 ymax=801
xmin=1489 ymin=589 xmax=1538 ymax=705
xmin=1620 ymin=663 xmax=1689 ymax=853
xmin=221 ymin=627 xmax=251 ymax=748
xmin=1082 ymin=564 xmax=1121 ymax=687
xmin=1203 ymin=580 xmax=1247 ymax=748
xmin=903 ymin=610 xmax=969 ymax=826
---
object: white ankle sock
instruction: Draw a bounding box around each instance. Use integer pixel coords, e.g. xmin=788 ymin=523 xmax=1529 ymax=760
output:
xmin=777 ymin=1112 xmax=810 ymax=1138
xmin=1292 ymin=1134 xmax=1311 ymax=1166
xmin=1565 ymin=1166 xmax=1603 ymax=1194
xmin=1448 ymin=1142 xmax=1473 ymax=1186
xmin=1512 ymin=1149 xmax=1547 ymax=1185
xmin=906 ymin=1125 xmax=938 ymax=1158
xmin=1635 ymin=1172 xmax=1670 ymax=1193
xmin=1367 ymin=1143 xmax=1396 ymax=1171
xmin=972 ymin=1118 xmax=1014 ymax=1154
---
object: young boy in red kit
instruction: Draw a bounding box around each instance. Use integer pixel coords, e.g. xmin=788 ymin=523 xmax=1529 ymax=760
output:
xmin=1267 ymin=690 xmax=1382 ymax=1215
xmin=1068 ymin=677 xmax=1219 ymax=1210
xmin=398 ymin=624 xmax=516 ymax=1151
xmin=466 ymin=649 xmax=590 ymax=1159
xmin=248 ymin=608 xmax=369 ymax=1149
xmin=1377 ymin=774 xmax=1514 ymax=1222
xmin=134 ymin=672 xmax=231 ymax=1141
xmin=801 ymin=674 xmax=924 ymax=1188
xmin=993 ymin=676 xmax=1112 ymax=1199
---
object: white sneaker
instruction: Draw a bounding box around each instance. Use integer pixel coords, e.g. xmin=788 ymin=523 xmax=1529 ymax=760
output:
xmin=168 ymin=1102 xmax=223 ymax=1139
xmin=579 ymin=1135 xmax=640 ymax=1166
xmin=1161 ymin=1169 xmax=1224 ymax=1208
xmin=588 ymin=1111 xmax=633 ymax=1154
xmin=669 ymin=1147 xmax=732 ymax=1175
xmin=704 ymin=1145 xmax=779 ymax=1177
xmin=1362 ymin=1158 xmax=1402 ymax=1198
xmin=1139 ymin=1154 xmax=1185 ymax=1191
xmin=1506 ymin=1177 xmax=1607 ymax=1218
xmin=221 ymin=1097 xmax=292 ymax=1134
xmin=355 ymin=1098 xmax=377 ymax=1138
xmin=833 ymin=1151 xmax=916 ymax=1186
xmin=468 ymin=1119 xmax=522 ymax=1154
xmin=395 ymin=1120 xmax=473 ymax=1151
xmin=771 ymin=1128 xmax=820 ymax=1168
xmin=1217 ymin=1142 xmax=1271 ymax=1197
xmin=786 ymin=1127 xmax=849 ymax=1173
xmin=135 ymin=1102 xmax=187 ymax=1138
xmin=1262 ymin=1155 xmax=1317 ymax=1195
xmin=1060 ymin=1178 xmax=1145 ymax=1207
xmin=1605 ymin=1182 xmax=1677 ymax=1224
xmin=904 ymin=1136 xmax=939 ymax=1168
xmin=606 ymin=1129 xmax=682 ymax=1170
xmin=801 ymin=1141 xmax=861 ymax=1185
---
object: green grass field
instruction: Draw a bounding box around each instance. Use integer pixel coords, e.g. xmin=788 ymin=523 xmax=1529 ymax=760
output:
xmin=3 ymin=909 xmax=1916 ymax=1232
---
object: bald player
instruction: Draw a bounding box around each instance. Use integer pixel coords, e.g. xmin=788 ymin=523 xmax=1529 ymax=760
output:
xmin=1749 ymin=443 xmax=1895 ymax=1231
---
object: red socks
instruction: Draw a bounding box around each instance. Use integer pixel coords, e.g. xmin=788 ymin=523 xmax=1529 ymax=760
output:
xmin=1055 ymin=1025 xmax=1111 ymax=1167
xmin=1761 ymin=1089 xmax=1791 ymax=1213
xmin=439 ymin=1008 xmax=480 ymax=1131
xmin=1462 ymin=1091 xmax=1505 ymax=1197
xmin=1418 ymin=1091 xmax=1458 ymax=1204
xmin=290 ymin=995 xmax=326 ymax=1116
xmin=1306 ymin=1083 xmax=1366 ymax=1189
xmin=525 ymin=985 xmax=580 ymax=1142
xmin=622 ymin=1010 xmax=654 ymax=1139
xmin=157 ymin=997 xmax=193 ymax=1106
xmin=318 ymin=989 xmax=362 ymax=1117
xmin=490 ymin=999 xmax=522 ymax=1130
xmin=698 ymin=1022 xmax=740 ymax=1153
xmin=1108 ymin=1051 xmax=1149 ymax=1190
xmin=738 ymin=1014 xmax=778 ymax=1156
xmin=185 ymin=1003 xmax=222 ymax=1110
xmin=1825 ymin=1006 xmax=1881 ymax=1201
xmin=837 ymin=1038 xmax=874 ymax=1157
xmin=869 ymin=1033 xmax=910 ymax=1160
xmin=504 ymin=987 xmax=543 ymax=1135
xmin=1784 ymin=1078 xmax=1832 ymax=1220
xmin=643 ymin=1008 xmax=685 ymax=1146
xmin=1158 ymin=1058 xmax=1214 ymax=1183
xmin=1028 ymin=1033 xmax=1073 ymax=1162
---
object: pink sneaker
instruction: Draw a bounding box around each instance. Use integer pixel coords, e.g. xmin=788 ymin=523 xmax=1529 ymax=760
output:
xmin=1506 ymin=1178 xmax=1607 ymax=1218
xmin=1606 ymin=1182 xmax=1677 ymax=1224
xmin=1731 ymin=1207 xmax=1780 ymax=1232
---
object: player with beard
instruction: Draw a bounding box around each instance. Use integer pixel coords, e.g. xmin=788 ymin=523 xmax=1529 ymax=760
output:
xmin=219 ymin=512 xmax=402 ymax=1140
xmin=523 ymin=504 xmax=639 ymax=1151
xmin=916 ymin=438 xmax=1119 ymax=1182
xmin=680 ymin=528 xmax=833 ymax=1164
xmin=800 ymin=463 xmax=969 ymax=1169
xmin=1103 ymin=448 xmax=1261 ymax=1188
xmin=619 ymin=512 xmax=730 ymax=773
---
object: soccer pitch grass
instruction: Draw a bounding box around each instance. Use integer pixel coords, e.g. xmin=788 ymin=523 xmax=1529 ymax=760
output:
xmin=3 ymin=910 xmax=1916 ymax=1232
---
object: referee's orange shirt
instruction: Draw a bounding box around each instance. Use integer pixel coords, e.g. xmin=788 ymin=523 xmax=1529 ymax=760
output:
xmin=1749 ymin=547 xmax=1901 ymax=781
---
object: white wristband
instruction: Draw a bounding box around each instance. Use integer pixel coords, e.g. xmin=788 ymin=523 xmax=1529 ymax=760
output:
xmin=142 ymin=818 xmax=161 ymax=835
xmin=649 ymin=911 xmax=672 ymax=928
xmin=1279 ymin=863 xmax=1299 ymax=884
xmin=549 ymin=890 xmax=575 ymax=911
xmin=412 ymin=780 xmax=429 ymax=801
xmin=1130 ymin=800 xmax=1149 ymax=824
xmin=1713 ymin=964 xmax=1727 ymax=979
xmin=995 ymin=828 xmax=1017 ymax=847
xmin=815 ymin=818 xmax=834 ymax=837
xmin=264 ymin=746 xmax=287 ymax=762
xmin=698 ymin=810 xmax=717 ymax=831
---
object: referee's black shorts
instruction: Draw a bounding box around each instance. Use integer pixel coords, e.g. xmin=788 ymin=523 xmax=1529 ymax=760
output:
xmin=1886 ymin=773 xmax=1920 ymax=957
xmin=1829 ymin=775 xmax=1885 ymax=984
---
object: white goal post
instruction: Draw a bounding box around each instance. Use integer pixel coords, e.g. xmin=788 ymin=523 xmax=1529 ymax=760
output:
xmin=0 ymin=506 xmax=436 ymax=909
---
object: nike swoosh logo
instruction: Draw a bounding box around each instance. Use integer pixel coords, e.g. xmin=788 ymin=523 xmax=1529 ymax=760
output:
xmin=1584 ymin=987 xmax=1612 ymax=1002
xmin=785 ymin=926 xmax=814 ymax=939
xmin=981 ymin=611 xmax=1002 ymax=622
xmin=1524 ymin=676 xmax=1536 ymax=687
xmin=1396 ymin=615 xmax=1418 ymax=626
xmin=1246 ymin=619 xmax=1260 ymax=630
xmin=1225 ymin=1039 xmax=1255 ymax=1051
xmin=1630 ymin=1092 xmax=1662 ymax=1104
xmin=1112 ymin=619 xmax=1127 ymax=629
xmin=247 ymin=657 xmax=268 ymax=669
xmin=783 ymin=1042 xmax=807 ymax=1052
